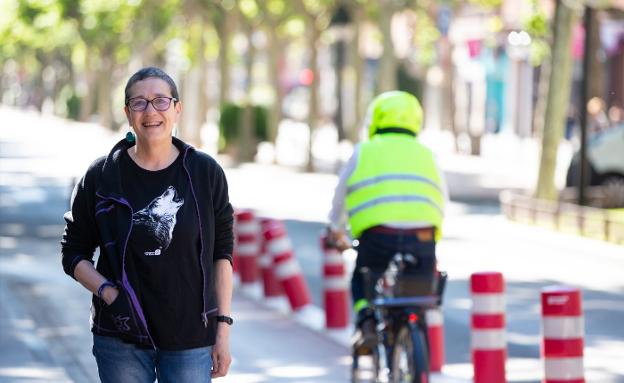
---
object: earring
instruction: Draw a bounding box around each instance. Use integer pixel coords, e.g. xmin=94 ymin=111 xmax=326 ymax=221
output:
xmin=126 ymin=131 xmax=136 ymax=143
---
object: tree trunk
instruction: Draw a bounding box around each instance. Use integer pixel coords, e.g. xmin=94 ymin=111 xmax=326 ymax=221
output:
xmin=377 ymin=0 xmax=397 ymax=92
xmin=177 ymin=72 xmax=188 ymax=139
xmin=533 ymin=57 xmax=551 ymax=138
xmin=350 ymin=5 xmax=364 ymax=143
xmin=535 ymin=1 xmax=579 ymax=200
xmin=439 ymin=36 xmax=458 ymax=151
xmin=32 ymin=69 xmax=45 ymax=112
xmin=239 ymin=26 xmax=256 ymax=163
xmin=79 ymin=71 xmax=95 ymax=122
xmin=0 ymin=61 xmax=5 ymax=99
xmin=217 ymin=12 xmax=232 ymax=109
xmin=96 ymin=55 xmax=114 ymax=129
xmin=196 ymin=29 xmax=209 ymax=148
xmin=306 ymin=25 xmax=320 ymax=172
xmin=266 ymin=25 xmax=283 ymax=144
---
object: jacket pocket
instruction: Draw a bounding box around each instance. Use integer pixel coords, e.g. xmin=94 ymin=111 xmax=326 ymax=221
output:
xmin=103 ymin=287 xmax=144 ymax=338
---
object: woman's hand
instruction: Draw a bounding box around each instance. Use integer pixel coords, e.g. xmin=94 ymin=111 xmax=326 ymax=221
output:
xmin=211 ymin=323 xmax=232 ymax=378
xmin=102 ymin=286 xmax=119 ymax=306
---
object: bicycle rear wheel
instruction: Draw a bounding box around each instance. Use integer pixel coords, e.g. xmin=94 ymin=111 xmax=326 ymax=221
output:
xmin=391 ymin=324 xmax=429 ymax=383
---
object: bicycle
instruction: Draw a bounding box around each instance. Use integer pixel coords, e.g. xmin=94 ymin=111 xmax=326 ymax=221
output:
xmin=351 ymin=252 xmax=447 ymax=383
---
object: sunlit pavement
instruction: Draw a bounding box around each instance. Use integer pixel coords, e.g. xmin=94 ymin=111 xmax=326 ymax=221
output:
xmin=1 ymin=106 xmax=623 ymax=382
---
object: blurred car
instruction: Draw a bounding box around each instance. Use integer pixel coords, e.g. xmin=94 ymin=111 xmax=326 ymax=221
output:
xmin=566 ymin=123 xmax=624 ymax=188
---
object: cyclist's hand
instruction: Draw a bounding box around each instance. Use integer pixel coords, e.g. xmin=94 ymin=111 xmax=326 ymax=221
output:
xmin=328 ymin=228 xmax=351 ymax=251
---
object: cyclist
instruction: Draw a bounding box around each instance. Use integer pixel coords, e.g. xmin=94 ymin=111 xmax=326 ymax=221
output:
xmin=328 ymin=91 xmax=447 ymax=352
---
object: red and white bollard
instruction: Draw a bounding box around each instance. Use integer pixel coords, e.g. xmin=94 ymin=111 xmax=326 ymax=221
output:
xmin=258 ymin=218 xmax=283 ymax=298
xmin=319 ymin=232 xmax=349 ymax=329
xmin=471 ymin=272 xmax=506 ymax=383
xmin=541 ymin=286 xmax=585 ymax=383
xmin=264 ymin=221 xmax=311 ymax=311
xmin=234 ymin=210 xmax=260 ymax=285
xmin=426 ymin=308 xmax=445 ymax=372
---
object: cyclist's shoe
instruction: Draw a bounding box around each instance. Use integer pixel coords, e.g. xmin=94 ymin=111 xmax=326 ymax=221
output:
xmin=352 ymin=309 xmax=377 ymax=354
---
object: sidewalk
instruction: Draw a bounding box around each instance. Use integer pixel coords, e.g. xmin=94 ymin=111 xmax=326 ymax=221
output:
xmin=234 ymin=284 xmax=472 ymax=383
xmin=225 ymin=292 xmax=351 ymax=383
xmin=0 ymin=276 xmax=72 ymax=383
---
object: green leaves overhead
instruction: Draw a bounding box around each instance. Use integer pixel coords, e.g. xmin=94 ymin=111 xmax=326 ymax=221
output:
xmin=239 ymin=0 xmax=259 ymax=18
xmin=467 ymin=0 xmax=502 ymax=8
xmin=266 ymin=0 xmax=285 ymax=16
xmin=524 ymin=1 xmax=552 ymax=66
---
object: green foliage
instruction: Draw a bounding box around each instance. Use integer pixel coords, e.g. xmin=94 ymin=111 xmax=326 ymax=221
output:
xmin=267 ymin=0 xmax=285 ymax=15
xmin=524 ymin=11 xmax=548 ymax=37
xmin=219 ymin=103 xmax=268 ymax=147
xmin=64 ymin=86 xmax=81 ymax=120
xmin=281 ymin=17 xmax=305 ymax=37
xmin=253 ymin=105 xmax=268 ymax=141
xmin=413 ymin=9 xmax=440 ymax=67
xmin=468 ymin=0 xmax=502 ymax=8
xmin=529 ymin=38 xmax=550 ymax=67
xmin=524 ymin=1 xmax=552 ymax=67
xmin=239 ymin=0 xmax=259 ymax=18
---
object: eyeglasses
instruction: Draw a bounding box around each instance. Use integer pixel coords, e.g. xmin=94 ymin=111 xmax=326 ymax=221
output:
xmin=126 ymin=97 xmax=177 ymax=112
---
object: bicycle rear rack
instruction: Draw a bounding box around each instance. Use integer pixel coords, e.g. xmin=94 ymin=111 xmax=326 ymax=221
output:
xmin=372 ymin=295 xmax=438 ymax=308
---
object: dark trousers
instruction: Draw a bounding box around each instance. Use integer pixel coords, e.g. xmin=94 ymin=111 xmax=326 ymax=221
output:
xmin=351 ymin=227 xmax=436 ymax=310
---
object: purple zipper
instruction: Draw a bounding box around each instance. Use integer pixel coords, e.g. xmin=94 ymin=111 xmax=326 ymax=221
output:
xmin=95 ymin=205 xmax=115 ymax=216
xmin=181 ymin=147 xmax=210 ymax=327
xmin=95 ymin=191 xmax=156 ymax=349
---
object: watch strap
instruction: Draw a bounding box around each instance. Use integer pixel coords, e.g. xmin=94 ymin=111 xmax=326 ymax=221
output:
xmin=216 ymin=315 xmax=233 ymax=325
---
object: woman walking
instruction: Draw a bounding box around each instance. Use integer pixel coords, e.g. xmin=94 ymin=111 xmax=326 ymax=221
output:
xmin=61 ymin=67 xmax=234 ymax=382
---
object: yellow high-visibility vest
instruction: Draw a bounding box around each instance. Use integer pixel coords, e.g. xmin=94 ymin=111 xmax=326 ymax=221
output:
xmin=346 ymin=133 xmax=444 ymax=240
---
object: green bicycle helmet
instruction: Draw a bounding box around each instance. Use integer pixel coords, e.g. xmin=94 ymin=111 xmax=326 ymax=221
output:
xmin=366 ymin=91 xmax=423 ymax=139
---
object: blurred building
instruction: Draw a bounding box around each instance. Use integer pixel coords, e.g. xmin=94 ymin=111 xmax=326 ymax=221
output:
xmin=446 ymin=0 xmax=624 ymax=145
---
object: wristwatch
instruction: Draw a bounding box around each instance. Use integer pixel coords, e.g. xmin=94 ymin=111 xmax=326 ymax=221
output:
xmin=216 ymin=315 xmax=234 ymax=325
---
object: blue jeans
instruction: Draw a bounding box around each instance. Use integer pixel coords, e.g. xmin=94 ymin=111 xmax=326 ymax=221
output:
xmin=93 ymin=335 xmax=213 ymax=383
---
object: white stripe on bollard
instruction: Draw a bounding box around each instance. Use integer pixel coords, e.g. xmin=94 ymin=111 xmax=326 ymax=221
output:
xmin=471 ymin=329 xmax=507 ymax=350
xmin=323 ymin=276 xmax=349 ymax=291
xmin=471 ymin=294 xmax=505 ymax=314
xmin=425 ymin=309 xmax=443 ymax=326
xmin=324 ymin=254 xmax=344 ymax=266
xmin=267 ymin=237 xmax=292 ymax=255
xmin=275 ymin=259 xmax=301 ymax=279
xmin=542 ymin=317 xmax=584 ymax=339
xmin=544 ymin=358 xmax=585 ymax=380
xmin=257 ymin=254 xmax=272 ymax=268
xmin=236 ymin=243 xmax=259 ymax=256
xmin=236 ymin=222 xmax=260 ymax=235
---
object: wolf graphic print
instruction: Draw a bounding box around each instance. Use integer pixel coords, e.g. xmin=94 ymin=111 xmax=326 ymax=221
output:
xmin=132 ymin=186 xmax=184 ymax=254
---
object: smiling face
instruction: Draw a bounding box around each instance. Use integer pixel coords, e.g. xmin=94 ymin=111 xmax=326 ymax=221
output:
xmin=124 ymin=77 xmax=181 ymax=146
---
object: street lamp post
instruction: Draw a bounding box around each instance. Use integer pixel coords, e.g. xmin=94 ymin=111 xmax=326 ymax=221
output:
xmin=330 ymin=5 xmax=351 ymax=142
xmin=506 ymin=30 xmax=533 ymax=138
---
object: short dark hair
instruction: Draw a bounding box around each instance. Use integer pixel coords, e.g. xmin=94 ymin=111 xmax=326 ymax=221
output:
xmin=124 ymin=67 xmax=180 ymax=104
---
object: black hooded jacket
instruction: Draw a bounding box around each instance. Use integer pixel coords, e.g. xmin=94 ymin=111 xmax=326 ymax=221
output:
xmin=61 ymin=136 xmax=233 ymax=348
